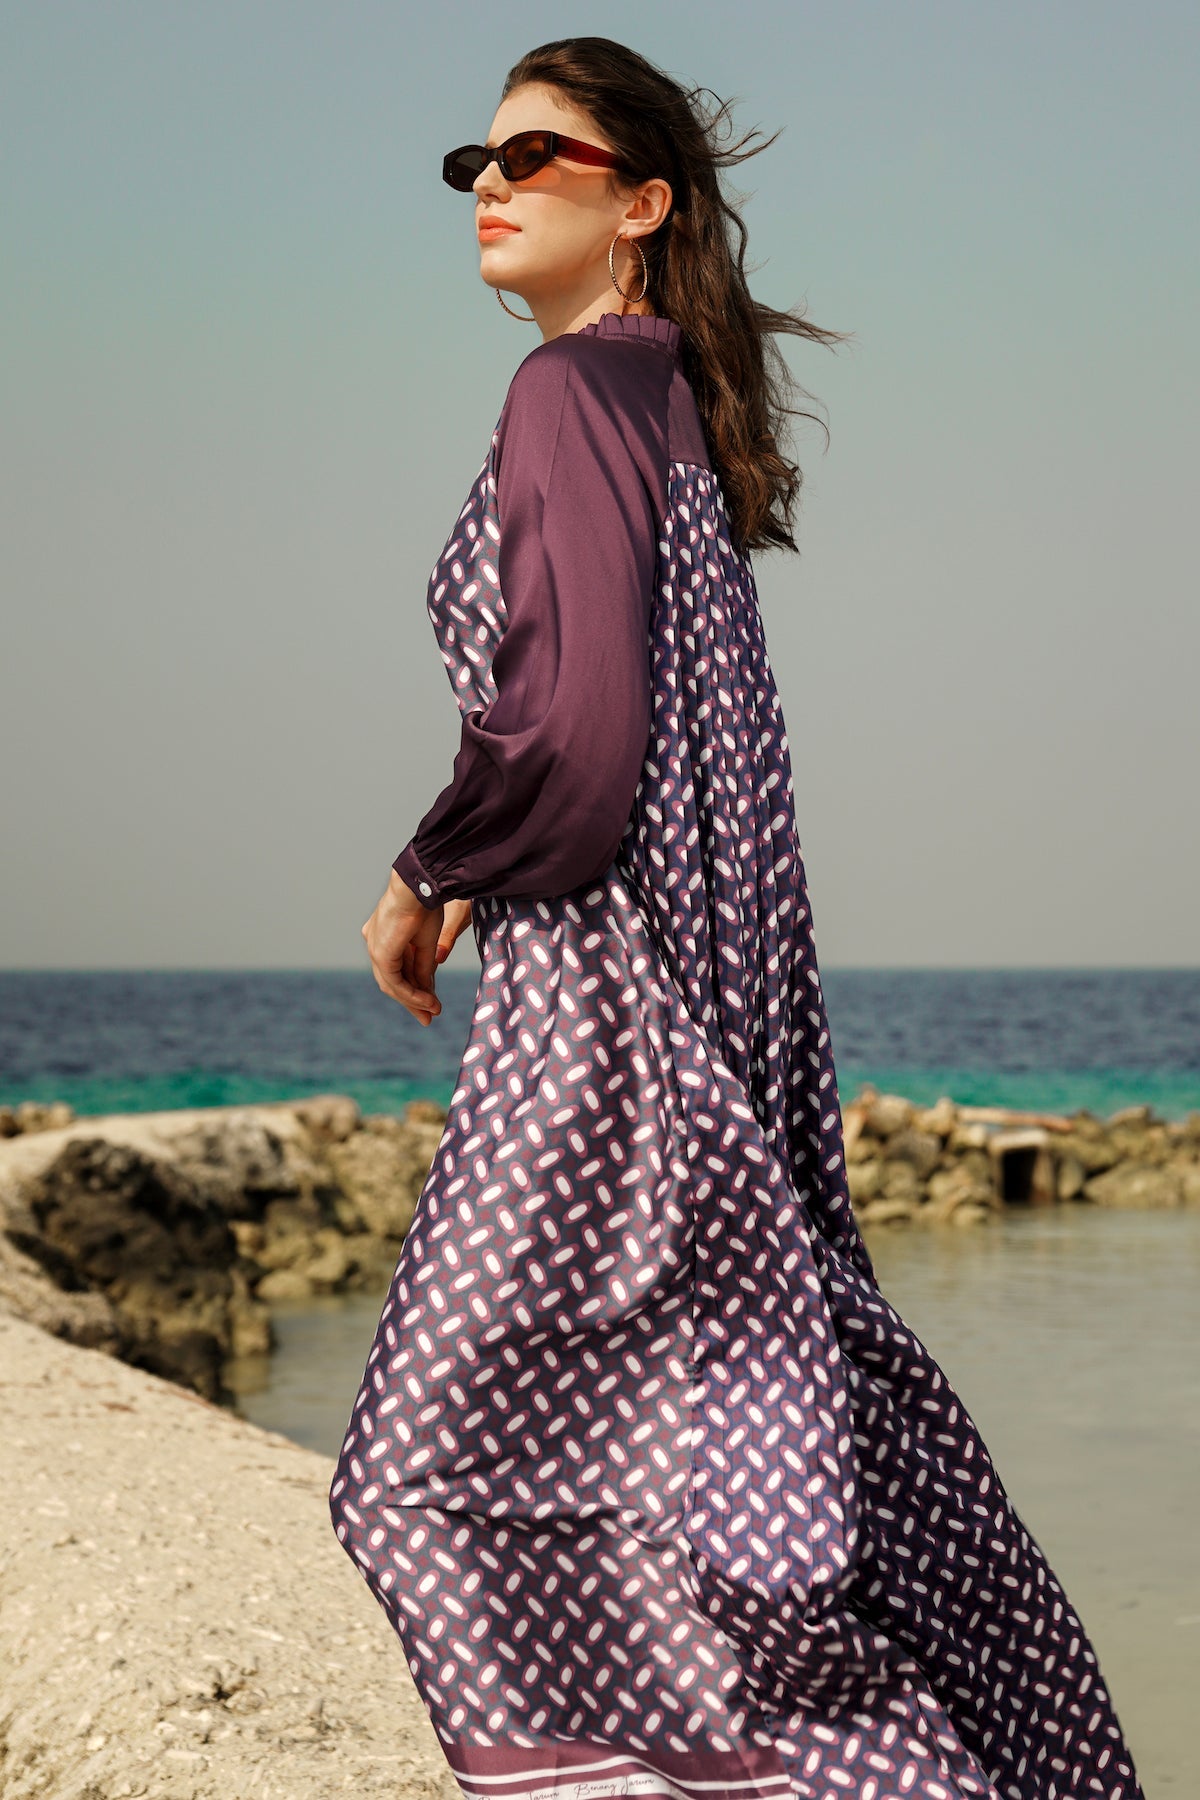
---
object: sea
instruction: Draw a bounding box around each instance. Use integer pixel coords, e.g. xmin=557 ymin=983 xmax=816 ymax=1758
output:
xmin=1 ymin=965 xmax=1197 ymax=1120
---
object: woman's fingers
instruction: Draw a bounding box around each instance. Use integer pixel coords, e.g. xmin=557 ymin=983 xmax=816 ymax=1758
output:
xmin=437 ymin=898 xmax=473 ymax=964
xmin=373 ymin=955 xmax=437 ymax=1025
xmin=398 ymin=939 xmax=439 ymax=1025
xmin=374 ymin=962 xmax=437 ymax=1019
xmin=378 ymin=937 xmax=440 ymax=1014
xmin=407 ymin=915 xmax=441 ymax=1005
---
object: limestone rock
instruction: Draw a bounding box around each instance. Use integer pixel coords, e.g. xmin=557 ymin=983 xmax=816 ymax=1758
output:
xmin=404 ymin=1097 xmax=450 ymax=1127
xmin=166 ymin=1113 xmax=312 ymax=1219
xmin=846 ymin=1158 xmax=884 ymax=1204
xmin=326 ymin=1130 xmax=434 ymax=1241
xmin=1106 ymin=1120 xmax=1172 ymax=1167
xmin=946 ymin=1121 xmax=997 ymax=1152
xmin=0 ymin=1099 xmax=441 ymax=1400
xmin=884 ymin=1127 xmax=943 ymax=1181
xmin=840 ymin=1099 xmax=869 ymax=1162
xmin=256 ymin=1266 xmax=316 ymax=1303
xmin=1060 ymin=1120 xmax=1122 ymax=1176
xmin=12 ymin=1098 xmax=77 ymax=1133
xmin=864 ymin=1092 xmax=916 ymax=1140
xmin=0 ymin=1230 xmax=122 ymax=1351
xmin=1057 ymin=1152 xmax=1087 ymax=1201
xmin=858 ymin=1196 xmax=918 ymax=1226
xmin=881 ymin=1160 xmax=924 ymax=1206
xmin=926 ymin=1164 xmax=998 ymax=1222
xmin=22 ymin=1137 xmax=242 ymax=1399
xmin=227 ymin=1265 xmax=272 ymax=1357
xmin=287 ymin=1093 xmax=362 ymax=1143
xmin=1106 ymin=1103 xmax=1157 ymax=1129
xmin=914 ymin=1096 xmax=958 ymax=1139
xmin=1082 ymin=1162 xmax=1184 ymax=1209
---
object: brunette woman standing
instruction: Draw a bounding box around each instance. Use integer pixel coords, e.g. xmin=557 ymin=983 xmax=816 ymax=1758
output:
xmin=330 ymin=36 xmax=1145 ymax=1800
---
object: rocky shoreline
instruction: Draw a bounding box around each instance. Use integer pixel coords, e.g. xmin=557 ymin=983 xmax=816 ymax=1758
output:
xmin=1 ymin=1087 xmax=1197 ymax=1406
xmin=1 ymin=1088 xmax=1195 ymax=1797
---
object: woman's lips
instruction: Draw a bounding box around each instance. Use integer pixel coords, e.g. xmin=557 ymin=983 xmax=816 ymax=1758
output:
xmin=478 ymin=220 xmax=520 ymax=239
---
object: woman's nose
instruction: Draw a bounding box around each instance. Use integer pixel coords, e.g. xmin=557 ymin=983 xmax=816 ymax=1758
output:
xmin=473 ymin=158 xmax=509 ymax=203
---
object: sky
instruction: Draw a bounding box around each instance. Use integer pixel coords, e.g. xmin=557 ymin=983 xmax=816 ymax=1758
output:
xmin=1 ymin=0 xmax=1196 ymax=970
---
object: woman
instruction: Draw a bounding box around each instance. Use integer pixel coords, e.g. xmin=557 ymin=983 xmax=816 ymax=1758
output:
xmin=330 ymin=37 xmax=1145 ymax=1800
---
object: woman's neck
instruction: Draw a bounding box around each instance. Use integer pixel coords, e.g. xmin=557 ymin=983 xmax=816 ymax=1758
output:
xmin=534 ymin=293 xmax=655 ymax=345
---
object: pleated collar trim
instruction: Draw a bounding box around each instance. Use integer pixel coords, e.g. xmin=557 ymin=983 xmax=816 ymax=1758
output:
xmin=574 ymin=310 xmax=683 ymax=365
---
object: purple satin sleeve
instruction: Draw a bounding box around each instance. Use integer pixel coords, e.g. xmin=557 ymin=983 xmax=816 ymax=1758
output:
xmin=392 ymin=332 xmax=674 ymax=908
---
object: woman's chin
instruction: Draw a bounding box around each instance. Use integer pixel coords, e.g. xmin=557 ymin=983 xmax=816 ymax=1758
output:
xmin=479 ymin=242 xmax=522 ymax=275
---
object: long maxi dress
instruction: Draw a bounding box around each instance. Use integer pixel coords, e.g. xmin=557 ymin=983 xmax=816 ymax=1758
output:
xmin=330 ymin=310 xmax=1145 ymax=1800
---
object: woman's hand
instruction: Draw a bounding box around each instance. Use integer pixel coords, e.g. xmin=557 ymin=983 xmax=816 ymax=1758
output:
xmin=361 ymin=870 xmax=450 ymax=1026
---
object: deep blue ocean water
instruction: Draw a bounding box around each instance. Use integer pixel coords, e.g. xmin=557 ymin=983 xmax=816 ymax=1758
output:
xmin=1 ymin=967 xmax=1197 ymax=1120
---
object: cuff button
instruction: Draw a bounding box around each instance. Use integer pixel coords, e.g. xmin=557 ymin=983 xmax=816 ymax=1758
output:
xmin=418 ymin=881 xmax=432 ymax=897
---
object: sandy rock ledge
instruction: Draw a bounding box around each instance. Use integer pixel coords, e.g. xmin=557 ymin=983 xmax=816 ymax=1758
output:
xmin=0 ymin=1311 xmax=458 ymax=1799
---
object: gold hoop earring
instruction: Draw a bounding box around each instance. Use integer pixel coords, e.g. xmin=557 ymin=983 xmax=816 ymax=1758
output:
xmin=495 ymin=288 xmax=536 ymax=323
xmin=608 ymin=233 xmax=649 ymax=304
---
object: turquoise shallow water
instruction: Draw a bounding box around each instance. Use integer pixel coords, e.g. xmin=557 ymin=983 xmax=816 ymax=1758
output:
xmin=1 ymin=966 xmax=1197 ymax=1120
xmin=3 ymin=1062 xmax=1199 ymax=1123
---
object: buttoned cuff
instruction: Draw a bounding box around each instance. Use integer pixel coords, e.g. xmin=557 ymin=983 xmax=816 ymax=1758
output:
xmin=392 ymin=840 xmax=453 ymax=908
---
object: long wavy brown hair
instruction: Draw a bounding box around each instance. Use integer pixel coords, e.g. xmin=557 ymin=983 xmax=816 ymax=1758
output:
xmin=501 ymin=37 xmax=853 ymax=557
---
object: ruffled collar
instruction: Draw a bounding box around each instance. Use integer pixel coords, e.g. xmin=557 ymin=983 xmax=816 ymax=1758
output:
xmin=573 ymin=310 xmax=682 ymax=365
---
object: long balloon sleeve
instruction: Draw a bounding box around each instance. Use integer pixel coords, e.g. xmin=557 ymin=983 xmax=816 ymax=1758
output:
xmin=391 ymin=329 xmax=673 ymax=908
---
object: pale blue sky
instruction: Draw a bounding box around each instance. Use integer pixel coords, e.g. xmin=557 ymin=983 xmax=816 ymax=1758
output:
xmin=1 ymin=1 xmax=1196 ymax=968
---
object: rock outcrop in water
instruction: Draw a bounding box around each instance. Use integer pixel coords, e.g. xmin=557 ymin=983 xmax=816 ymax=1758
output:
xmin=1 ymin=1088 xmax=1198 ymax=1402
xmin=0 ymin=1096 xmax=446 ymax=1402
xmin=842 ymin=1088 xmax=1200 ymax=1226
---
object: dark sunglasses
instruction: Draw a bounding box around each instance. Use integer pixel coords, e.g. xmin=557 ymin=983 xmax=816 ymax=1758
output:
xmin=442 ymin=129 xmax=621 ymax=193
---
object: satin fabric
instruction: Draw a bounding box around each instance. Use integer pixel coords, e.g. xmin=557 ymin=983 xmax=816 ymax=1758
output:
xmin=334 ymin=312 xmax=1145 ymax=1800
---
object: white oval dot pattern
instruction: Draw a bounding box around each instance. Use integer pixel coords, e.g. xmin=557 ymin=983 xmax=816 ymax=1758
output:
xmin=331 ymin=440 xmax=1145 ymax=1800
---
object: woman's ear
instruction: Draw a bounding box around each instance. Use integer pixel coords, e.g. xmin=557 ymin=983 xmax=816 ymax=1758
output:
xmin=623 ymin=177 xmax=672 ymax=236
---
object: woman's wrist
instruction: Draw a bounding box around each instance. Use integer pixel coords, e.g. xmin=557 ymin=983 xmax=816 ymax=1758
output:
xmin=392 ymin=841 xmax=449 ymax=908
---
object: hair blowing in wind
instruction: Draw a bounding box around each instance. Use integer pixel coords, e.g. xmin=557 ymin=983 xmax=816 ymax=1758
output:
xmin=502 ymin=35 xmax=854 ymax=557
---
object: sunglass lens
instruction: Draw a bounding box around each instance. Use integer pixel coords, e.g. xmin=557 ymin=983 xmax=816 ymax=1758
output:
xmin=502 ymin=132 xmax=553 ymax=181
xmin=443 ymin=147 xmax=486 ymax=191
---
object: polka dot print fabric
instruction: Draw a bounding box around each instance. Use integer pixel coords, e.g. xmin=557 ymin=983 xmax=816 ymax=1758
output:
xmin=330 ymin=442 xmax=1145 ymax=1800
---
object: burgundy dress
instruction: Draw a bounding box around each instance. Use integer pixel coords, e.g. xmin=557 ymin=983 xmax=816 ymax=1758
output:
xmin=330 ymin=310 xmax=1145 ymax=1800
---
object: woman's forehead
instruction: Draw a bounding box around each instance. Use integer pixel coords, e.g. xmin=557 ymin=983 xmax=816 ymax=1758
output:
xmin=488 ymin=83 xmax=598 ymax=142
